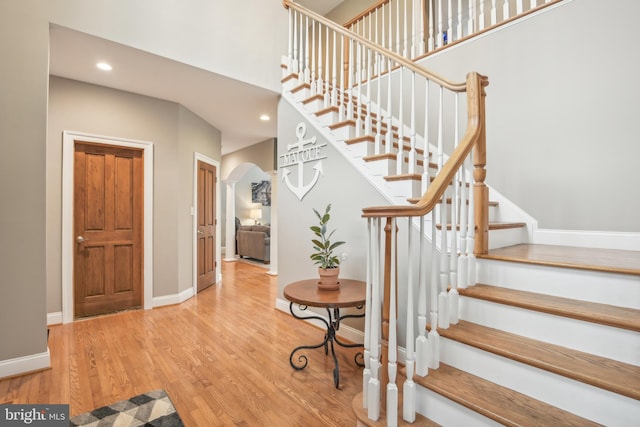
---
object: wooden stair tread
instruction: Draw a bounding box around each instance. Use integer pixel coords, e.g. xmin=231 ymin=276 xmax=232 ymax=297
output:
xmin=352 ymin=392 xmax=440 ymax=427
xmin=480 ymin=244 xmax=640 ymax=276
xmin=414 ymin=363 xmax=601 ymax=427
xmin=439 ymin=320 xmax=640 ymax=400
xmin=458 ymin=284 xmax=640 ymax=332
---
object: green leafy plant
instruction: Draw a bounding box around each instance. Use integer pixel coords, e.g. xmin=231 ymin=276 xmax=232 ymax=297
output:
xmin=310 ymin=204 xmax=346 ymax=269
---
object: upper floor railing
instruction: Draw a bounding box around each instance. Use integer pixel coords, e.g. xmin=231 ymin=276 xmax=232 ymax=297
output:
xmin=344 ymin=0 xmax=562 ymax=61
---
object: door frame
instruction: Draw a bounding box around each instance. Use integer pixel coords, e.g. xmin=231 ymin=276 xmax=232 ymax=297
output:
xmin=192 ymin=153 xmax=221 ymax=294
xmin=62 ymin=131 xmax=154 ymax=323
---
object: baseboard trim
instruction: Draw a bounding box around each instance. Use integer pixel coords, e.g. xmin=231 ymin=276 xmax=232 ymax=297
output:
xmin=533 ymin=228 xmax=640 ymax=251
xmin=47 ymin=312 xmax=62 ymax=326
xmin=0 ymin=349 xmax=50 ymax=380
xmin=153 ymin=287 xmax=194 ymax=308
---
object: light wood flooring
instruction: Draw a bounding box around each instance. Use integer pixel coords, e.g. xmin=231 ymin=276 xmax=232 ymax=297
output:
xmin=0 ymin=261 xmax=363 ymax=426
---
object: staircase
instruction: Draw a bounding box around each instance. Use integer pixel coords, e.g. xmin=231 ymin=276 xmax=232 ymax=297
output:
xmin=280 ymin=1 xmax=640 ymax=425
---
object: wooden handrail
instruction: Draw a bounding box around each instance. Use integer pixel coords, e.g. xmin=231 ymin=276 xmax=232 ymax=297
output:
xmin=342 ymin=0 xmax=389 ymax=27
xmin=282 ymin=0 xmax=466 ymax=92
xmin=362 ymin=71 xmax=488 ymax=219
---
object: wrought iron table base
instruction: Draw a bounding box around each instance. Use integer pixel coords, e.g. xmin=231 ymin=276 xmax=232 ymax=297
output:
xmin=288 ymin=302 xmax=364 ymax=388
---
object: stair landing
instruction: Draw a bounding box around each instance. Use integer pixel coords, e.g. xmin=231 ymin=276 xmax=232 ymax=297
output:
xmin=479 ymin=243 xmax=640 ymax=276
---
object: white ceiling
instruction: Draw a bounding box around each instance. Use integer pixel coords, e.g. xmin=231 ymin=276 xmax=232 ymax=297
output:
xmin=48 ymin=0 xmax=344 ymax=155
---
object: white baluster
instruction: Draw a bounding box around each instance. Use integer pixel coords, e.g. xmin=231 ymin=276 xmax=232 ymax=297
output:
xmin=346 ymin=37 xmax=354 ymax=120
xmin=467 ymin=156 xmax=477 ymax=287
xmin=304 ymin=15 xmax=310 ymax=84
xmin=317 ymin=25 xmax=324 ymax=100
xmin=457 ymin=0 xmax=463 ymax=40
xmin=403 ymin=218 xmax=416 ymax=423
xmin=458 ymin=154 xmax=469 ymax=290
xmin=385 ymin=59 xmax=393 ymax=155
xmin=447 ymin=0 xmax=453 ymax=44
xmin=375 ymin=52 xmax=382 ymax=155
xmin=368 ymin=218 xmax=381 ymax=421
xmin=324 ymin=27 xmax=330 ymax=108
xmin=503 ymin=0 xmax=511 ymax=20
xmin=331 ymin=31 xmax=338 ymax=107
xmin=395 ymin=69 xmax=405 ymax=175
xmin=449 ymin=94 xmax=460 ymax=325
xmin=418 ymin=0 xmax=426 ymax=55
xmin=491 ymin=0 xmax=498 ymax=26
xmin=421 ymin=81 xmax=431 ymax=195
xmin=530 ymin=0 xmax=537 ymax=9
xmin=429 ymin=210 xmax=440 ymax=369
xmin=467 ymin=0 xmax=475 ymax=36
xmin=415 ymin=216 xmax=429 ymax=377
xmin=479 ymin=0 xmax=486 ymax=30
xmin=338 ymin=34 xmax=345 ymax=122
xmin=437 ymin=86 xmax=449 ymax=330
xmin=365 ymin=47 xmax=373 ymax=137
xmin=396 ymin=0 xmax=401 ymax=54
xmin=363 ymin=218 xmax=373 ymax=407
xmin=437 ymin=0 xmax=444 ymax=47
xmin=408 ymin=72 xmax=416 ymax=175
xmin=386 ymin=218 xmax=398 ymax=427
xmin=403 ymin=0 xmax=409 ymax=58
xmin=310 ymin=21 xmax=316 ymax=94
xmin=292 ymin=10 xmax=299 ymax=75
xmin=516 ymin=0 xmax=524 ymax=14
xmin=355 ymin=42 xmax=363 ymax=138
xmin=428 ymin=0 xmax=435 ymax=51
xmin=286 ymin=8 xmax=293 ymax=75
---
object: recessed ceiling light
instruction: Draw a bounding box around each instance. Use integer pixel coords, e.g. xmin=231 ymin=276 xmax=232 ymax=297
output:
xmin=259 ymin=114 xmax=270 ymax=121
xmin=96 ymin=62 xmax=112 ymax=71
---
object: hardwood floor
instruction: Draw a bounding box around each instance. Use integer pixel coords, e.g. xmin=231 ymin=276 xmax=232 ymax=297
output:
xmin=0 ymin=261 xmax=363 ymax=426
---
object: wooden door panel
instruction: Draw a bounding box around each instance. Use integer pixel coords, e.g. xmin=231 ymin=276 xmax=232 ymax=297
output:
xmin=74 ymin=142 xmax=143 ymax=318
xmin=197 ymin=160 xmax=216 ymax=292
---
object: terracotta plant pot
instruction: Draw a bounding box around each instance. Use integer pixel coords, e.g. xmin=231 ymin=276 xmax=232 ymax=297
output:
xmin=318 ymin=267 xmax=340 ymax=291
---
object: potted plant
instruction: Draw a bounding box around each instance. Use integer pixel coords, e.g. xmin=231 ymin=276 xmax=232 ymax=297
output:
xmin=310 ymin=204 xmax=346 ymax=290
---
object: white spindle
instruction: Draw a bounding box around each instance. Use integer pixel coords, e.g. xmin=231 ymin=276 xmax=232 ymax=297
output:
xmin=457 ymin=0 xmax=463 ymax=40
xmin=467 ymin=0 xmax=475 ymax=36
xmin=403 ymin=218 xmax=416 ymax=423
xmin=503 ymin=0 xmax=511 ymax=20
xmin=458 ymin=154 xmax=469 ymax=290
xmin=396 ymin=0 xmax=401 ymax=54
xmin=415 ymin=216 xmax=429 ymax=377
xmin=331 ymin=31 xmax=338 ymax=107
xmin=304 ymin=15 xmax=310 ymax=84
xmin=339 ymin=34 xmax=345 ymax=122
xmin=368 ymin=218 xmax=381 ymax=421
xmin=428 ymin=0 xmax=435 ymax=51
xmin=447 ymin=0 xmax=453 ymax=44
xmin=346 ymin=38 xmax=354 ymax=120
xmin=286 ymin=8 xmax=293 ymax=74
xmin=467 ymin=156 xmax=477 ymax=288
xmin=292 ymin=10 xmax=299 ymax=74
xmin=317 ymin=25 xmax=324 ymax=100
xmin=355 ymin=42 xmax=363 ymax=138
xmin=385 ymin=59 xmax=393 ymax=155
xmin=418 ymin=0 xmax=426 ymax=55
xmin=395 ymin=69 xmax=405 ymax=175
xmin=429 ymin=206 xmax=440 ymax=369
xmin=530 ymin=0 xmax=537 ymax=9
xmin=449 ymin=94 xmax=460 ymax=325
xmin=365 ymin=46 xmax=373 ymax=136
xmin=479 ymin=0 xmax=486 ymax=30
xmin=310 ymin=21 xmax=316 ymax=94
xmin=437 ymin=0 xmax=444 ymax=47
xmin=375 ymin=52 xmax=382 ymax=155
xmin=437 ymin=86 xmax=449 ymax=330
xmin=421 ymin=80 xmax=431 ymax=195
xmin=403 ymin=0 xmax=409 ymax=58
xmin=363 ymin=218 xmax=373 ymax=406
xmin=517 ymin=0 xmax=524 ymax=14
xmin=491 ymin=0 xmax=498 ymax=26
xmin=408 ymin=72 xmax=416 ymax=174
xmin=386 ymin=218 xmax=398 ymax=427
xmin=324 ymin=26 xmax=330 ymax=108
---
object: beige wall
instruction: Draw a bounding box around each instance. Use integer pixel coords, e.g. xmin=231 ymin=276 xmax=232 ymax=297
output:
xmin=221 ymin=138 xmax=276 ymax=180
xmin=47 ymin=76 xmax=220 ymax=313
xmin=0 ymin=1 xmax=49 ymax=362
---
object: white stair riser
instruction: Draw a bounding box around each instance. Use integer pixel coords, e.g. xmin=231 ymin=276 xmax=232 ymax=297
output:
xmin=303 ymin=98 xmax=324 ymax=113
xmin=316 ymin=110 xmax=338 ymax=126
xmin=439 ymin=338 xmax=640 ymax=427
xmin=291 ymin=86 xmax=311 ymax=102
xmin=459 ymin=297 xmax=640 ymax=365
xmin=487 ymin=226 xmax=529 ymax=250
xmin=415 ymin=386 xmax=501 ymax=427
xmin=365 ymin=158 xmax=395 ymax=176
xmin=476 ymin=259 xmax=640 ymax=309
xmin=346 ymin=141 xmax=373 ymax=158
xmin=330 ymin=125 xmax=354 ymax=142
xmin=385 ymin=179 xmax=421 ymax=198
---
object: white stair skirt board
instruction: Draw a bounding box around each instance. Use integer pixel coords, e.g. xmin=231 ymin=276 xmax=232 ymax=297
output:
xmin=476 ymin=258 xmax=640 ymax=309
xmin=459 ymin=297 xmax=639 ymax=365
xmin=0 ymin=350 xmax=50 ymax=379
xmin=440 ymin=338 xmax=639 ymax=427
xmin=415 ymin=386 xmax=503 ymax=427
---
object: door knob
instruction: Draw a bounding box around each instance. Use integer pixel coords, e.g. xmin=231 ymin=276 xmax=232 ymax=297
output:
xmin=197 ymin=230 xmax=204 ymax=235
xmin=76 ymin=235 xmax=86 ymax=243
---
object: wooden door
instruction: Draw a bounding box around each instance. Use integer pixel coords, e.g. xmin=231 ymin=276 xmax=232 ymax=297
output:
xmin=197 ymin=160 xmax=216 ymax=292
xmin=74 ymin=142 xmax=143 ymax=318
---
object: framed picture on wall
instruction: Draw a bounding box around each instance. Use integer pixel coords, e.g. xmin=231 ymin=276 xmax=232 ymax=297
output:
xmin=251 ymin=180 xmax=271 ymax=206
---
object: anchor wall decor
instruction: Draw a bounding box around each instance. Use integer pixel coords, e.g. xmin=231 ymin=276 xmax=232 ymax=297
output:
xmin=280 ymin=122 xmax=327 ymax=201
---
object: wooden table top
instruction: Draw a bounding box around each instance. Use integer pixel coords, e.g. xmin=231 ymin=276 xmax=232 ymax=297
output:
xmin=283 ymin=279 xmax=366 ymax=308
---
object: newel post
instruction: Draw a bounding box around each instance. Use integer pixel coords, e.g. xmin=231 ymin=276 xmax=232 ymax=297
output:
xmin=468 ymin=72 xmax=489 ymax=255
